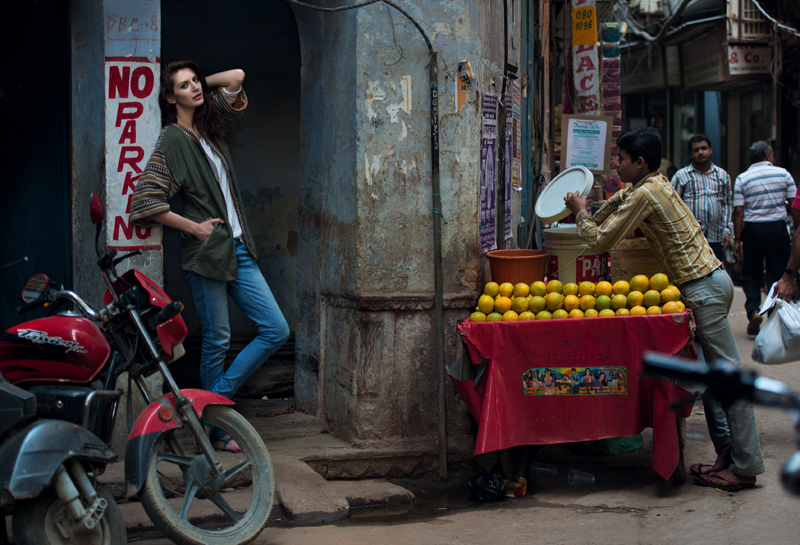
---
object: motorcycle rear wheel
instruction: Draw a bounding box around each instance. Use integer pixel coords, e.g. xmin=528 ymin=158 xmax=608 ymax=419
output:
xmin=12 ymin=483 xmax=126 ymax=545
xmin=139 ymin=405 xmax=274 ymax=545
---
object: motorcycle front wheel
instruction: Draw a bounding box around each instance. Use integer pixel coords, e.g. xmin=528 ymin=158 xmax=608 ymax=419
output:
xmin=139 ymin=405 xmax=274 ymax=545
xmin=12 ymin=483 xmax=126 ymax=545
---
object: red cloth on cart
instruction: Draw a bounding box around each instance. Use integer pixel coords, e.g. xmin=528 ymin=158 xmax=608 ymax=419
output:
xmin=453 ymin=313 xmax=696 ymax=480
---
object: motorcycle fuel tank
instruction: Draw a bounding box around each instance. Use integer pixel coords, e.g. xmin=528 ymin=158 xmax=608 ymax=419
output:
xmin=0 ymin=317 xmax=110 ymax=385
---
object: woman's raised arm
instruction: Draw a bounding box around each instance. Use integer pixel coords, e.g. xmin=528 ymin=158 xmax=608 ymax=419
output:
xmin=205 ymin=69 xmax=245 ymax=93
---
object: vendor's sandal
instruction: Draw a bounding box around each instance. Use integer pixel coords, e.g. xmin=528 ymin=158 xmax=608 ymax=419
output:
xmin=690 ymin=444 xmax=732 ymax=476
xmin=690 ymin=463 xmax=715 ymax=476
xmin=693 ymin=471 xmax=756 ymax=492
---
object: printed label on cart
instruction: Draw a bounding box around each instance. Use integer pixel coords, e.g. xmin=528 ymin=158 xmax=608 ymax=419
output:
xmin=576 ymin=254 xmax=608 ymax=283
xmin=522 ymin=366 xmax=628 ymax=396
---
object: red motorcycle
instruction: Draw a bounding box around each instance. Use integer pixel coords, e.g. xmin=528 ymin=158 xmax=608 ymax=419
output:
xmin=0 ymin=193 xmax=275 ymax=545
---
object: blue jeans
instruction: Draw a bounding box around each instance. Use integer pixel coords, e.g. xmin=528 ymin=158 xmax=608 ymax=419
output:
xmin=186 ymin=240 xmax=290 ymax=400
xmin=682 ymin=268 xmax=765 ymax=476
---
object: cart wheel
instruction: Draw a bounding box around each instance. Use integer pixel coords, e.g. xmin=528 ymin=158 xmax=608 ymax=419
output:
xmin=499 ymin=446 xmax=530 ymax=481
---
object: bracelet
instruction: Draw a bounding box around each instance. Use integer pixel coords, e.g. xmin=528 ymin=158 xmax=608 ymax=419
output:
xmin=786 ymin=267 xmax=798 ymax=277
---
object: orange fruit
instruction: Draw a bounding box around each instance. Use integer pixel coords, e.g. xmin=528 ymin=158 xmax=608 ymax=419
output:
xmin=627 ymin=291 xmax=644 ymax=308
xmin=530 ymin=281 xmax=547 ymax=297
xmin=596 ymin=295 xmax=612 ymax=310
xmin=568 ymin=309 xmax=585 ymax=319
xmin=514 ymin=283 xmax=530 ymax=297
xmin=646 ymin=306 xmax=662 ymax=315
xmin=529 ymin=296 xmax=546 ymax=314
xmin=484 ymin=282 xmax=500 ymax=297
xmin=584 ymin=309 xmax=599 ymax=318
xmin=552 ymin=309 xmax=569 ymax=319
xmin=545 ymin=292 xmax=564 ymax=311
xmin=579 ymin=294 xmax=596 ymax=311
xmin=611 ymin=294 xmax=628 ymax=310
xmin=661 ymin=286 xmax=681 ymax=302
xmin=499 ymin=283 xmax=515 ymax=297
xmin=613 ymin=280 xmax=631 ymax=296
xmin=495 ymin=296 xmax=513 ymax=314
xmin=598 ymin=309 xmax=616 ymax=317
xmin=643 ymin=290 xmax=662 ymax=307
xmin=616 ymin=308 xmax=630 ymax=316
xmin=478 ymin=294 xmax=495 ymax=314
xmin=564 ymin=294 xmax=580 ymax=312
xmin=676 ymin=301 xmax=686 ymax=312
xmin=546 ymin=280 xmax=563 ymax=294
xmin=650 ymin=273 xmax=670 ymax=292
xmin=630 ymin=275 xmax=649 ymax=293
xmin=579 ymin=281 xmax=596 ymax=296
xmin=512 ymin=296 xmax=529 ymax=314
xmin=563 ymin=283 xmax=579 ymax=296
xmin=487 ymin=312 xmax=503 ymax=321
xmin=535 ymin=310 xmax=553 ymax=320
xmin=596 ymin=281 xmax=613 ymax=297
xmin=469 ymin=311 xmax=487 ymax=322
xmin=630 ymin=305 xmax=647 ymax=315
xmin=662 ymin=301 xmax=681 ymax=314
xmin=519 ymin=311 xmax=536 ymax=321
xmin=503 ymin=310 xmax=519 ymax=321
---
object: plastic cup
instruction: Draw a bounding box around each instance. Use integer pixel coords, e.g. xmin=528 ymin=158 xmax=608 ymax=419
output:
xmin=529 ymin=461 xmax=558 ymax=477
xmin=568 ymin=468 xmax=595 ymax=486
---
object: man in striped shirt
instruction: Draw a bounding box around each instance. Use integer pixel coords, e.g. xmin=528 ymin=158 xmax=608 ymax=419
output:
xmin=732 ymin=141 xmax=795 ymax=336
xmin=565 ymin=127 xmax=764 ymax=491
xmin=671 ymin=134 xmax=732 ymax=263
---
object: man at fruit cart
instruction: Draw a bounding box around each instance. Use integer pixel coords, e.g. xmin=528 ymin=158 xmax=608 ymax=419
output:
xmin=564 ymin=127 xmax=765 ymax=492
xmin=732 ymin=141 xmax=795 ymax=336
xmin=670 ymin=134 xmax=733 ymax=264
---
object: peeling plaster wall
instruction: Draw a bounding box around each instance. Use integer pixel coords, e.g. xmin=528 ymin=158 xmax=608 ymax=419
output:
xmin=295 ymin=0 xmax=516 ymax=450
xmin=71 ymin=0 xmax=107 ymax=305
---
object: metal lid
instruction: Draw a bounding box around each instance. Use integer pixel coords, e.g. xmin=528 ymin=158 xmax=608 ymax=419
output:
xmin=534 ymin=166 xmax=594 ymax=223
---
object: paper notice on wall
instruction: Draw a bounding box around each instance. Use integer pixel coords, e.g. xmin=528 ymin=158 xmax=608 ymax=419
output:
xmin=455 ymin=60 xmax=476 ymax=113
xmin=480 ymin=93 xmax=498 ymax=254
xmin=563 ymin=115 xmax=612 ymax=173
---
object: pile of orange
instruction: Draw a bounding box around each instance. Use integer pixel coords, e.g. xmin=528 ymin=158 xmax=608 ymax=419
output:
xmin=469 ymin=273 xmax=685 ymax=321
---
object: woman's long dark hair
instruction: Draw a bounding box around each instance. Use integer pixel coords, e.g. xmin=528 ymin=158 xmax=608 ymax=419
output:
xmin=159 ymin=58 xmax=221 ymax=139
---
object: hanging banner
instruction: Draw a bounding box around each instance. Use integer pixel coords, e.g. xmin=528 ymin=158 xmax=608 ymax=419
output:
xmin=503 ymin=95 xmax=512 ymax=240
xmin=480 ymin=93 xmax=498 ymax=253
xmin=512 ymin=80 xmax=522 ymax=191
xmin=571 ymin=0 xmax=600 ymax=115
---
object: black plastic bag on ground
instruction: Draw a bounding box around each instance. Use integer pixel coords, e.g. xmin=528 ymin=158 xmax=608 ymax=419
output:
xmin=466 ymin=468 xmax=506 ymax=502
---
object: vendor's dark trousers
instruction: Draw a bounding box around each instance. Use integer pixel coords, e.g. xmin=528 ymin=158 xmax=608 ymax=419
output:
xmin=741 ymin=220 xmax=790 ymax=316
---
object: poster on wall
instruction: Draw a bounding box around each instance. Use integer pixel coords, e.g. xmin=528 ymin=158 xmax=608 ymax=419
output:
xmin=561 ymin=114 xmax=613 ymax=175
xmin=480 ymin=93 xmax=498 ymax=254
xmin=104 ymin=57 xmax=162 ymax=251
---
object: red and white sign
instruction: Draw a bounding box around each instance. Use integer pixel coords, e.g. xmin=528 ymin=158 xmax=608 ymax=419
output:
xmin=104 ymin=57 xmax=161 ymax=251
xmin=572 ymin=0 xmax=599 ymax=115
xmin=727 ymin=44 xmax=771 ymax=76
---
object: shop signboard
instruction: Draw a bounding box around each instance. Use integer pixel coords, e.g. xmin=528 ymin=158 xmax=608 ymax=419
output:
xmin=727 ymin=44 xmax=771 ymax=75
xmin=620 ymin=46 xmax=665 ymax=94
xmin=665 ymin=45 xmax=681 ymax=87
xmin=681 ymin=30 xmax=724 ymax=90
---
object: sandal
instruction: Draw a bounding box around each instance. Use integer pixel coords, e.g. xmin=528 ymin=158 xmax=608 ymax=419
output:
xmin=209 ymin=426 xmax=242 ymax=453
xmin=694 ymin=471 xmax=756 ymax=492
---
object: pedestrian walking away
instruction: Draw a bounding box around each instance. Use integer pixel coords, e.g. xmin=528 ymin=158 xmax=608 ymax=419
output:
xmin=732 ymin=141 xmax=795 ymax=336
xmin=564 ymin=127 xmax=765 ymax=492
xmin=670 ymin=134 xmax=733 ymax=263
xmin=130 ymin=59 xmax=290 ymax=452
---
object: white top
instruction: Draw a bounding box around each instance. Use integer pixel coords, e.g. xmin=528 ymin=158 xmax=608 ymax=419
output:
xmin=199 ymin=86 xmax=243 ymax=238
xmin=733 ymin=161 xmax=796 ymax=223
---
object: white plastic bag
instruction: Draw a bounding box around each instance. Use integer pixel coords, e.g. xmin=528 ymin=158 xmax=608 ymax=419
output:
xmin=752 ymin=299 xmax=800 ymax=365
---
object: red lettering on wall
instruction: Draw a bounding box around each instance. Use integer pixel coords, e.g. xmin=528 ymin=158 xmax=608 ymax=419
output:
xmin=136 ymin=226 xmax=152 ymax=239
xmin=579 ymin=74 xmax=595 ymax=91
xmin=109 ymin=66 xmax=130 ymax=99
xmin=115 ymin=102 xmax=143 ymax=127
xmin=576 ymin=45 xmax=594 ymax=53
xmin=122 ymin=172 xmax=141 ymax=195
xmin=118 ymin=17 xmax=128 ymax=32
xmin=576 ymin=55 xmax=596 ymax=73
xmin=117 ymin=147 xmax=144 ymax=173
xmin=131 ymin=67 xmax=154 ymax=98
xmin=113 ymin=215 xmax=133 ymax=240
xmin=119 ymin=120 xmax=137 ymax=144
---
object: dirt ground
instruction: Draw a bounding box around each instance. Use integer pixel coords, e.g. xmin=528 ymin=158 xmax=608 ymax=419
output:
xmin=131 ymin=287 xmax=800 ymax=545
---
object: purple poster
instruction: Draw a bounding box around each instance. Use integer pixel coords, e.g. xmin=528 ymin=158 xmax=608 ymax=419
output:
xmin=504 ymin=94 xmax=513 ymax=240
xmin=480 ymin=93 xmax=498 ymax=254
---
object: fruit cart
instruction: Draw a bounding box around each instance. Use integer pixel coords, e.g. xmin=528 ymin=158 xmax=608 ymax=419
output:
xmin=452 ymin=311 xmax=696 ymax=481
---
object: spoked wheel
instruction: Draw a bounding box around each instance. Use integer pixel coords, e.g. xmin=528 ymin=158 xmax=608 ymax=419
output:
xmin=12 ymin=483 xmax=126 ymax=545
xmin=139 ymin=405 xmax=274 ymax=545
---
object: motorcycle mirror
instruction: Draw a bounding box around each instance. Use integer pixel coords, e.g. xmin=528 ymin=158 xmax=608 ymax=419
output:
xmin=90 ymin=192 xmax=105 ymax=225
xmin=21 ymin=274 xmax=49 ymax=303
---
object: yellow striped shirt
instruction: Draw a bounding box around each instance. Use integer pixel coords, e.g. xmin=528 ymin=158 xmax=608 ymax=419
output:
xmin=575 ymin=172 xmax=721 ymax=286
